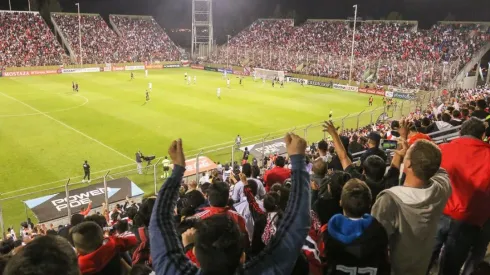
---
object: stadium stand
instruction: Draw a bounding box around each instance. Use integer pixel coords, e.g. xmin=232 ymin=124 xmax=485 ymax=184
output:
xmin=52 ymin=13 xmax=124 ymax=64
xmin=0 ymin=11 xmax=69 ymax=68
xmin=109 ymin=15 xmax=181 ymax=62
xmin=1 ymin=10 xmax=490 ymax=275
xmin=210 ymin=19 xmax=490 ymax=89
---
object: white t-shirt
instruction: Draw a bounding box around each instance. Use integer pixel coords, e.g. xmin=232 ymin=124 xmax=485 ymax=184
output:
xmin=148 ymin=83 xmax=152 ymax=89
xmin=227 ymin=79 xmax=230 ymax=85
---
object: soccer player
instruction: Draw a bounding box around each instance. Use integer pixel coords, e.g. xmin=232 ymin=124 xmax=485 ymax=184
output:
xmin=227 ymin=78 xmax=230 ymax=88
xmin=145 ymin=69 xmax=148 ymax=78
xmin=369 ymin=96 xmax=373 ymax=106
xmin=280 ymin=80 xmax=284 ymax=88
xmin=146 ymin=90 xmax=150 ymax=102
xmin=272 ymin=79 xmax=275 ymax=88
xmin=217 ymin=87 xmax=221 ymax=99
xmin=72 ymin=81 xmax=75 ymax=91
xmin=262 ymin=77 xmax=266 ymax=84
xmin=235 ymin=135 xmax=242 ymax=148
xmin=131 ymin=72 xmax=134 ymax=80
xmin=184 ymin=72 xmax=188 ymax=80
xmin=239 ymin=77 xmax=243 ymax=85
xmin=82 ymin=160 xmax=91 ymax=183
xmin=329 ymin=110 xmax=333 ymax=119
xmin=187 ymin=75 xmax=191 ymax=85
xmin=223 ymin=70 xmax=227 ymax=79
xmin=148 ymin=82 xmax=152 ymax=92
xmin=194 ymin=75 xmax=197 ymax=84
xmin=75 ymin=83 xmax=79 ymax=92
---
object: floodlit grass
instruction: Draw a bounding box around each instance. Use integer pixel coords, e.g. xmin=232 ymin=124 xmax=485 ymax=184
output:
xmin=0 ymin=68 xmax=386 ymax=227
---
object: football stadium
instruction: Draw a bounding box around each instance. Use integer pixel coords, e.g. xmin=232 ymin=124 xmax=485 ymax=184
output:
xmin=0 ymin=0 xmax=489 ymax=274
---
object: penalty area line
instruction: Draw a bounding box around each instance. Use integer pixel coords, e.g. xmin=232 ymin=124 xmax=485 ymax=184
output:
xmin=0 ymin=91 xmax=133 ymax=162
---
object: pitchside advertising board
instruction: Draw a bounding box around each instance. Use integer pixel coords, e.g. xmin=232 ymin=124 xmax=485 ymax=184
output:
xmin=333 ymin=84 xmax=359 ymax=92
xmin=163 ymin=64 xmax=182 ymax=68
xmin=24 ymin=177 xmax=144 ymax=223
xmin=358 ymin=88 xmax=386 ymax=96
xmin=240 ymin=137 xmax=287 ymax=159
xmin=1 ymin=69 xmax=60 ymax=77
xmin=62 ymin=67 xmax=101 ymax=74
xmin=392 ymin=91 xmax=416 ymax=100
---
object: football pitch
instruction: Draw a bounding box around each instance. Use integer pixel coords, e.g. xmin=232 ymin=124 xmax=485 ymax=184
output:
xmin=0 ymin=68 xmax=384 ymax=227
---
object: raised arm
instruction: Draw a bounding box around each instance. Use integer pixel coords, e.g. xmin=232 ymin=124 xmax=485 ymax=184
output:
xmin=244 ymin=133 xmax=311 ymax=274
xmin=149 ymin=139 xmax=199 ymax=275
xmin=323 ymin=120 xmax=352 ymax=169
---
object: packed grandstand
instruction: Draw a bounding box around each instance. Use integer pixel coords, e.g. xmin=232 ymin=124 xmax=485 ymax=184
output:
xmin=0 ymin=8 xmax=490 ymax=275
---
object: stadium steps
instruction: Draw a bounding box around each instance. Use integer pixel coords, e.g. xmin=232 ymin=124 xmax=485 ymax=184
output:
xmin=296 ymin=63 xmax=304 ymax=71
xmin=51 ymin=14 xmax=77 ymax=63
xmin=107 ymin=16 xmax=123 ymax=37
xmin=453 ymin=42 xmax=490 ymax=85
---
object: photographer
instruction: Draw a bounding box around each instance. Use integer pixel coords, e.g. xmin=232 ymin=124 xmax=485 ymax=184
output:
xmin=135 ymin=151 xmax=143 ymax=175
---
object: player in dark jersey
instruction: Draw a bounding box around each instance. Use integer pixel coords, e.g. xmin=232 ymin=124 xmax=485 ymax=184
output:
xmin=131 ymin=72 xmax=134 ymax=80
xmin=239 ymin=77 xmax=243 ymax=85
xmin=280 ymin=80 xmax=284 ymax=88
xmin=272 ymin=80 xmax=275 ymax=88
xmin=146 ymin=90 xmax=150 ymax=102
xmin=369 ymin=96 xmax=373 ymax=106
xmin=75 ymin=83 xmax=79 ymax=92
xmin=72 ymin=81 xmax=75 ymax=91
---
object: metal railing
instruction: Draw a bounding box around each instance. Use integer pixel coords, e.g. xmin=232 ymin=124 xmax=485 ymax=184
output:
xmin=0 ymin=94 xmax=426 ymax=232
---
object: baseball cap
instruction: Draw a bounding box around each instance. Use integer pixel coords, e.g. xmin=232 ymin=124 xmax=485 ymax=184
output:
xmin=367 ymin=132 xmax=381 ymax=145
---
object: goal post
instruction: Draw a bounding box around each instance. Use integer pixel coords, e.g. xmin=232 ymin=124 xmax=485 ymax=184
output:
xmin=254 ymin=68 xmax=285 ymax=81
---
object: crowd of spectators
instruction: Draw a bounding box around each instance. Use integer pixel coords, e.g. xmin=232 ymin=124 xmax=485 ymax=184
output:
xmin=0 ymin=12 xmax=69 ymax=68
xmin=210 ymin=19 xmax=490 ymax=89
xmin=110 ymin=15 xmax=181 ymax=62
xmin=52 ymin=13 xmax=125 ymax=64
xmin=51 ymin=13 xmax=181 ymax=65
xmin=0 ymin=87 xmax=488 ymax=275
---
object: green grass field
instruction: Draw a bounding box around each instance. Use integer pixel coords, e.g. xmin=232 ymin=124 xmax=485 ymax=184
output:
xmin=0 ymin=68 xmax=388 ymax=228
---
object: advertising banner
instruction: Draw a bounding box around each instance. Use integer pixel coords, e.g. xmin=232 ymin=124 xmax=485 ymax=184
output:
xmin=145 ymin=64 xmax=163 ymax=69
xmin=308 ymin=80 xmax=332 ymax=88
xmin=62 ymin=67 xmax=100 ymax=74
xmin=217 ymin=68 xmax=233 ymax=74
xmin=358 ymin=88 xmax=385 ymax=96
xmin=191 ymin=65 xmax=204 ymax=70
xmin=204 ymin=66 xmax=218 ymax=72
xmin=240 ymin=137 xmax=287 ymax=159
xmin=2 ymin=70 xmax=59 ymax=77
xmin=333 ymin=83 xmax=359 ymax=92
xmin=287 ymin=77 xmax=305 ymax=84
xmin=163 ymin=64 xmax=182 ymax=68
xmin=125 ymin=65 xmax=145 ymax=71
xmin=385 ymin=91 xmax=394 ymax=98
xmin=24 ymin=177 xmax=144 ymax=223
xmin=183 ymin=156 xmax=217 ymax=178
xmin=393 ymin=92 xmax=416 ymax=100
xmin=112 ymin=66 xmax=125 ymax=72
xmin=233 ymin=71 xmax=250 ymax=76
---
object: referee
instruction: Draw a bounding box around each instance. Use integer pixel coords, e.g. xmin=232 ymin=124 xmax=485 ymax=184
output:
xmin=82 ymin=160 xmax=91 ymax=183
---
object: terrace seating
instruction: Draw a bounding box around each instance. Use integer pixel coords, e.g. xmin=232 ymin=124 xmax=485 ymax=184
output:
xmin=0 ymin=11 xmax=68 ymax=68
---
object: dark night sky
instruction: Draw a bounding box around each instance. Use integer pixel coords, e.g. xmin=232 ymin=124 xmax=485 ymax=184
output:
xmin=1 ymin=0 xmax=489 ymax=45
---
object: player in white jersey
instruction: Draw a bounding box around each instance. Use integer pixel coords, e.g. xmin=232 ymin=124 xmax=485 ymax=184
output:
xmin=194 ymin=76 xmax=197 ymax=84
xmin=262 ymin=77 xmax=266 ymax=84
xmin=226 ymin=78 xmax=230 ymax=88
xmin=145 ymin=69 xmax=148 ymax=78
xmin=223 ymin=71 xmax=227 ymax=79
xmin=187 ymin=76 xmax=191 ymax=85
xmin=253 ymin=71 xmax=257 ymax=81
xmin=184 ymin=72 xmax=188 ymax=80
xmin=217 ymin=88 xmax=221 ymax=99
xmin=148 ymin=82 xmax=152 ymax=92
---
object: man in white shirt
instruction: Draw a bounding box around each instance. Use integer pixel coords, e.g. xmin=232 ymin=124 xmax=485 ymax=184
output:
xmin=227 ymin=78 xmax=230 ymax=88
xmin=148 ymin=82 xmax=152 ymax=92
xmin=198 ymin=172 xmax=209 ymax=185
xmin=217 ymin=87 xmax=221 ymax=99
xmin=231 ymin=163 xmax=265 ymax=203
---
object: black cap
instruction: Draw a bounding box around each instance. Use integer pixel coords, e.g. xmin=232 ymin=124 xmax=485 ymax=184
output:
xmin=367 ymin=132 xmax=382 ymax=145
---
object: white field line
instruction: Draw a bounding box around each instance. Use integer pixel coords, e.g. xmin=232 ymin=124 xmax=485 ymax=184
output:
xmin=0 ymin=92 xmax=133 ymax=163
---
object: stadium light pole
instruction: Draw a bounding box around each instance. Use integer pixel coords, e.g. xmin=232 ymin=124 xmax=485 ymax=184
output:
xmin=8 ymin=0 xmax=11 ymax=10
xmin=227 ymin=34 xmax=231 ymax=69
xmin=348 ymin=4 xmax=358 ymax=86
xmin=76 ymin=3 xmax=83 ymax=66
